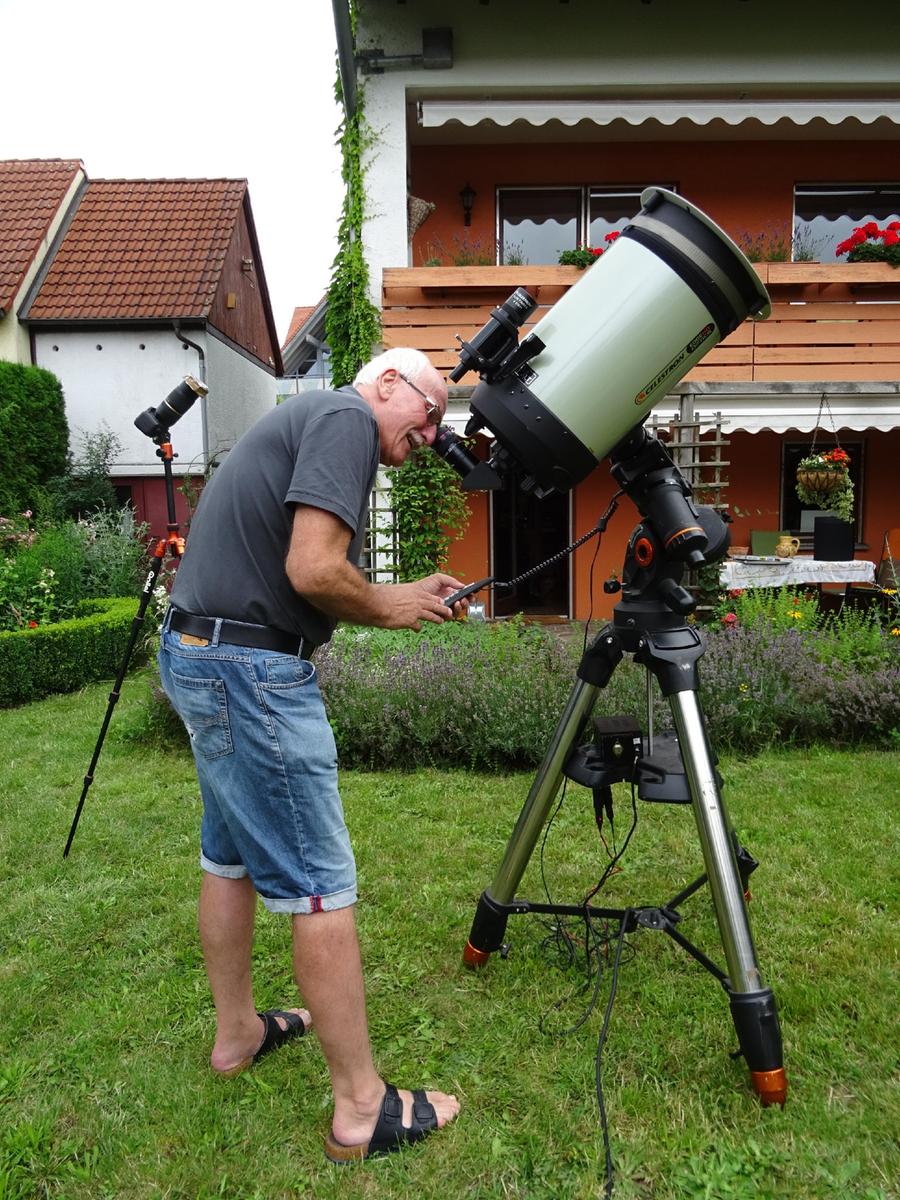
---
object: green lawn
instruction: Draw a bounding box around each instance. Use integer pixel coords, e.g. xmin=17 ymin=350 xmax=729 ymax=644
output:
xmin=1 ymin=675 xmax=897 ymax=1199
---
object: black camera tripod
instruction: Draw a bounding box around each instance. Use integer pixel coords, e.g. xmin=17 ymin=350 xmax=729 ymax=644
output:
xmin=462 ymin=428 xmax=787 ymax=1108
xmin=63 ymin=377 xmax=206 ymax=857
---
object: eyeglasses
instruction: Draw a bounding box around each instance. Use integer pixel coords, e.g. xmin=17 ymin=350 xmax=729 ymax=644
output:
xmin=398 ymin=372 xmax=442 ymax=427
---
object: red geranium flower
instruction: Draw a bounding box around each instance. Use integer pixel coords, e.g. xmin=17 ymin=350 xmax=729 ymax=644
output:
xmin=863 ymin=221 xmax=881 ymax=236
xmin=604 ymin=230 xmax=621 ymax=243
xmin=884 ymin=230 xmax=900 ymax=246
xmin=28 ymin=620 xmax=38 ymax=628
xmin=591 ymin=246 xmax=604 ymax=257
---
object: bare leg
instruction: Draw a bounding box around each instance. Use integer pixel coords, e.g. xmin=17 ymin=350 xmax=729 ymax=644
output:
xmin=200 ymin=872 xmax=310 ymax=1072
xmin=292 ymin=905 xmax=459 ymax=1146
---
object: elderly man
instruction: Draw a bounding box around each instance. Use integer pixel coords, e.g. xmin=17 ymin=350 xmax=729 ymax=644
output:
xmin=158 ymin=348 xmax=463 ymax=1160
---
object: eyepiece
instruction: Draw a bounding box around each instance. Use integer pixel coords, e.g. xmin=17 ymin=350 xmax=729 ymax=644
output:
xmin=433 ymin=425 xmax=479 ymax=477
xmin=134 ymin=375 xmax=208 ymax=441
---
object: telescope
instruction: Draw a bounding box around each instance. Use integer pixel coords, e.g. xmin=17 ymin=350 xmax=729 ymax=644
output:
xmin=435 ymin=187 xmax=770 ymax=500
xmin=442 ymin=188 xmax=788 ymax=1117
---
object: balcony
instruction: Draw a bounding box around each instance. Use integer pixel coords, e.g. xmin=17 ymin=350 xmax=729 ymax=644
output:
xmin=382 ymin=262 xmax=900 ymax=384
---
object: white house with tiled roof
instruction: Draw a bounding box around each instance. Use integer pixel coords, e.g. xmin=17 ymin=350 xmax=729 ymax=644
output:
xmin=2 ymin=161 xmax=283 ymax=531
xmin=0 ymin=159 xmax=85 ymax=364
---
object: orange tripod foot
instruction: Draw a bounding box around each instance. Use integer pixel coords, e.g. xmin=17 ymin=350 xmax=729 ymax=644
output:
xmin=462 ymin=940 xmax=491 ymax=969
xmin=752 ymin=1067 xmax=788 ymax=1107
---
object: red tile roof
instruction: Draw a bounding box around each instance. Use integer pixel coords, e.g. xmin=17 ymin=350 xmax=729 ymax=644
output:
xmin=284 ymin=304 xmax=317 ymax=348
xmin=26 ymin=177 xmax=248 ymax=320
xmin=0 ymin=159 xmax=83 ymax=315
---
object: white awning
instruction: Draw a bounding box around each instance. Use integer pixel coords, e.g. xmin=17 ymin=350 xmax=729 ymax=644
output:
xmin=419 ymin=98 xmax=900 ymax=132
xmin=666 ymin=385 xmax=900 ymax=435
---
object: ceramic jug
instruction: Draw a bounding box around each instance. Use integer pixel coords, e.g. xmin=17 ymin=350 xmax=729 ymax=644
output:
xmin=775 ymin=535 xmax=801 ymax=558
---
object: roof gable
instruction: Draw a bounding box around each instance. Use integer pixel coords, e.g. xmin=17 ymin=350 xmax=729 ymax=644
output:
xmin=0 ymin=158 xmax=83 ymax=314
xmin=284 ymin=305 xmax=317 ymax=348
xmin=25 ymin=177 xmax=247 ymax=321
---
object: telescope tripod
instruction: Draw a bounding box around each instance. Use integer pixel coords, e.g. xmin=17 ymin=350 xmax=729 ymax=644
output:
xmin=63 ymin=435 xmax=184 ymax=857
xmin=463 ymin=525 xmax=788 ymax=1107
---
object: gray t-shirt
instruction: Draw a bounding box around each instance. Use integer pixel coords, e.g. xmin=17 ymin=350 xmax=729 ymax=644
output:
xmin=171 ymin=387 xmax=379 ymax=645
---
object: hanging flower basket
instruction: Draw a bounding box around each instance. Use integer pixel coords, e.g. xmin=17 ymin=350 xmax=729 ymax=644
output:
xmin=796 ymin=466 xmax=845 ymax=493
xmin=795 ymin=449 xmax=854 ymax=522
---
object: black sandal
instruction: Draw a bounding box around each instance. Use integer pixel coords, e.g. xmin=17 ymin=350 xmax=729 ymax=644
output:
xmin=324 ymin=1083 xmax=438 ymax=1162
xmin=214 ymin=1009 xmax=308 ymax=1078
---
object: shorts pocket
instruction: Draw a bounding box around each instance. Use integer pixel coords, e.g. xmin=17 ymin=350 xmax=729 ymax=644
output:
xmin=261 ymin=655 xmax=317 ymax=690
xmin=169 ymin=671 xmax=233 ymax=759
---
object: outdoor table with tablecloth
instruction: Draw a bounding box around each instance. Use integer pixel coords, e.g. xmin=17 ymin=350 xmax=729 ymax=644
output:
xmin=719 ymin=558 xmax=876 ymax=590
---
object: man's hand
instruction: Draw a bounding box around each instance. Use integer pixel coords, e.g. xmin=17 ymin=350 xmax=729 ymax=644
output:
xmin=382 ymin=573 xmax=469 ymax=631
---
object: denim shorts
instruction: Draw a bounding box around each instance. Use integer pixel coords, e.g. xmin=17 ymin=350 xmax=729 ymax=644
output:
xmin=157 ymin=624 xmax=356 ymax=914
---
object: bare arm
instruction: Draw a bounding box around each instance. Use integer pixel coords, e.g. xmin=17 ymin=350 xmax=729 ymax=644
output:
xmin=285 ymin=505 xmax=465 ymax=631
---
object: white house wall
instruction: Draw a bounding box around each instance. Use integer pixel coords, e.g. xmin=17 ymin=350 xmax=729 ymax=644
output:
xmin=355 ymin=0 xmax=900 ymax=305
xmin=204 ymin=332 xmax=277 ymax=462
xmin=32 ymin=328 xmax=277 ymax=477
xmin=33 ymin=329 xmax=207 ymax=476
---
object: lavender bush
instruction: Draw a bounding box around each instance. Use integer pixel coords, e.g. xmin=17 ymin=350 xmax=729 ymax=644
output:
xmin=317 ymin=620 xmax=581 ymax=768
xmin=136 ymin=607 xmax=900 ymax=762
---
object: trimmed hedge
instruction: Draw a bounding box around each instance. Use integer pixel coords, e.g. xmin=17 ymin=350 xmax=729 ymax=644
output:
xmin=0 ymin=361 xmax=69 ymax=515
xmin=0 ymin=597 xmax=143 ymax=707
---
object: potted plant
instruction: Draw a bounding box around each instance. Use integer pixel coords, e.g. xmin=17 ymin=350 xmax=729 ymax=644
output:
xmin=558 ymin=231 xmax=620 ymax=269
xmin=795 ymin=448 xmax=854 ymax=522
xmin=835 ymin=221 xmax=900 ymax=267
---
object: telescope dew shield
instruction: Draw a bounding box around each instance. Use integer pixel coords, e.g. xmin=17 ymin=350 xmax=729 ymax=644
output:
xmin=466 ymin=188 xmax=770 ymax=495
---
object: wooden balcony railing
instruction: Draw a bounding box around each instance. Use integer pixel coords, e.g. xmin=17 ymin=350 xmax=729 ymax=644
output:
xmin=382 ymin=263 xmax=900 ymax=383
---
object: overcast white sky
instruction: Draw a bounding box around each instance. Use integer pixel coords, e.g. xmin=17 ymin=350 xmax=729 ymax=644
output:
xmin=0 ymin=0 xmax=344 ymax=344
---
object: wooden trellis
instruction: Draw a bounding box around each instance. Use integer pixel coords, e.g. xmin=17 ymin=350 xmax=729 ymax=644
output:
xmin=360 ymin=471 xmax=399 ymax=583
xmin=650 ymin=399 xmax=730 ymax=509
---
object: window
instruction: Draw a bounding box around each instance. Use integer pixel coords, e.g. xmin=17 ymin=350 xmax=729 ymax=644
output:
xmin=781 ymin=440 xmax=863 ymax=541
xmin=794 ymin=184 xmax=900 ymax=262
xmin=498 ymin=188 xmax=580 ymax=264
xmin=497 ymin=184 xmax=674 ymax=265
xmin=588 ymin=187 xmax=652 ymax=246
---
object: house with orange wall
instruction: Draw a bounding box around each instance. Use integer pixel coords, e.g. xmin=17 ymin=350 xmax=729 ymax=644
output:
xmin=332 ymin=0 xmax=900 ymax=619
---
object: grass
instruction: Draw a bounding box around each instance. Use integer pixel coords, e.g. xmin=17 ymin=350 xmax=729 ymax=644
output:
xmin=0 ymin=673 xmax=898 ymax=1199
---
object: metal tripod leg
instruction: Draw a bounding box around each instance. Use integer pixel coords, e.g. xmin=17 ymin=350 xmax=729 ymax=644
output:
xmin=668 ymin=689 xmax=786 ymax=1105
xmin=463 ymin=673 xmax=602 ymax=967
xmin=463 ymin=627 xmax=622 ymax=963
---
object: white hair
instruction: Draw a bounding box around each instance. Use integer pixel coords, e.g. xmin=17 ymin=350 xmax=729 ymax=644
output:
xmin=353 ymin=347 xmax=432 ymax=387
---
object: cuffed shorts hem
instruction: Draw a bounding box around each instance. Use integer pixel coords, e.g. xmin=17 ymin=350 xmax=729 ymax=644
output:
xmin=260 ymin=885 xmax=358 ymax=915
xmin=200 ymin=854 xmax=249 ymax=879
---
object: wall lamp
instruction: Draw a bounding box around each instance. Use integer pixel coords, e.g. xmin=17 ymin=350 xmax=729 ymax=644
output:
xmin=460 ymin=182 xmax=476 ymax=227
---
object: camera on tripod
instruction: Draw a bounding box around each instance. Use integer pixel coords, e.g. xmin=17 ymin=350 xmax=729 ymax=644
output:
xmin=134 ymin=375 xmax=208 ymax=442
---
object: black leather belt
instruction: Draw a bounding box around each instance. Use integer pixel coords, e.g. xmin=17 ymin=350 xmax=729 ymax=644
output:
xmin=168 ymin=608 xmax=316 ymax=658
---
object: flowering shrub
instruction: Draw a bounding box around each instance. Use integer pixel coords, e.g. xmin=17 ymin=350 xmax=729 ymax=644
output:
xmin=713 ymin=586 xmax=819 ymax=633
xmin=0 ymin=512 xmax=37 ymax=554
xmin=558 ymin=231 xmax=620 ymax=269
xmin=0 ymin=509 xmax=148 ymax=631
xmin=795 ymin=448 xmax=854 ymax=522
xmin=835 ymin=220 xmax=900 ymax=267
